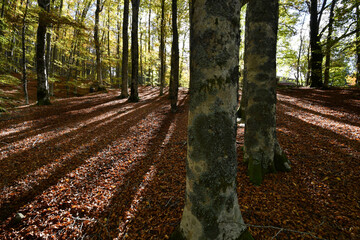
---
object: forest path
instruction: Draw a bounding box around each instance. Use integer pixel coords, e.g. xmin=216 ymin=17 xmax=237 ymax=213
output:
xmin=0 ymin=87 xmax=359 ymax=239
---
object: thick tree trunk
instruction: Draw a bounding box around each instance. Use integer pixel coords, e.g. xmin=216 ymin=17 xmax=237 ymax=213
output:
xmin=159 ymin=0 xmax=165 ymax=96
xmin=36 ymin=0 xmax=51 ymax=105
xmin=94 ymin=0 xmax=103 ymax=87
xmin=244 ymin=0 xmax=290 ymax=186
xmin=170 ymin=0 xmax=252 ymax=239
xmin=120 ymin=0 xmax=129 ymax=98
xmin=324 ymin=0 xmax=337 ymax=88
xmin=309 ymin=0 xmax=323 ymax=88
xmin=21 ymin=0 xmax=29 ymax=105
xmin=128 ymin=0 xmax=139 ymax=102
xmin=169 ymin=0 xmax=179 ymax=112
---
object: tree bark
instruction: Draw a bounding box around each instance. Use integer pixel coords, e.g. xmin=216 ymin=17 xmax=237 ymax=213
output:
xmin=147 ymin=5 xmax=152 ymax=85
xmin=107 ymin=7 xmax=113 ymax=87
xmin=120 ymin=0 xmax=129 ymax=98
xmin=309 ymin=0 xmax=323 ymax=88
xmin=36 ymin=0 xmax=51 ymax=105
xmin=324 ymin=0 xmax=337 ymax=88
xmin=170 ymin=0 xmax=252 ymax=239
xmin=169 ymin=0 xmax=179 ymax=112
xmin=116 ymin=0 xmax=121 ymax=88
xmin=21 ymin=0 xmax=29 ymax=105
xmin=159 ymin=0 xmax=165 ymax=96
xmin=128 ymin=0 xmax=140 ymax=102
xmin=244 ymin=0 xmax=290 ymax=186
xmin=94 ymin=0 xmax=103 ymax=87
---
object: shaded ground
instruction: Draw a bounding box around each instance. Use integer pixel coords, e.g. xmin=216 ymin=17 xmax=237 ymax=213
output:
xmin=0 ymin=86 xmax=359 ymax=239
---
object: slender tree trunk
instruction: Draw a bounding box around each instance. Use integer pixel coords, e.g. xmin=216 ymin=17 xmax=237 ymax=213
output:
xmin=244 ymin=0 xmax=290 ymax=186
xmin=120 ymin=0 xmax=129 ymax=98
xmin=129 ymin=0 xmax=140 ymax=102
xmin=169 ymin=0 xmax=179 ymax=112
xmin=36 ymin=0 xmax=51 ymax=105
xmin=309 ymin=0 xmax=323 ymax=88
xmin=21 ymin=0 xmax=29 ymax=105
xmin=356 ymin=1 xmax=360 ymax=86
xmin=94 ymin=0 xmax=103 ymax=87
xmin=51 ymin=0 xmax=63 ymax=89
xmin=159 ymin=0 xmax=165 ymax=96
xmin=306 ymin=43 xmax=311 ymax=86
xmin=147 ymin=5 xmax=152 ymax=85
xmin=324 ymin=0 xmax=337 ymax=88
xmin=107 ymin=7 xmax=113 ymax=87
xmin=140 ymin=22 xmax=143 ymax=85
xmin=170 ymin=0 xmax=252 ymax=239
xmin=116 ymin=0 xmax=121 ymax=88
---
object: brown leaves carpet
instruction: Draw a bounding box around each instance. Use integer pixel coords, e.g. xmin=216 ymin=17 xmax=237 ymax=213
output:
xmin=0 ymin=86 xmax=359 ymax=239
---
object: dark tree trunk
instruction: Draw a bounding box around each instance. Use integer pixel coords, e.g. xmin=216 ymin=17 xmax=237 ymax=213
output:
xmin=120 ymin=0 xmax=129 ymax=98
xmin=36 ymin=0 xmax=51 ymax=105
xmin=170 ymin=0 xmax=252 ymax=239
xmin=147 ymin=6 xmax=152 ymax=85
xmin=128 ymin=0 xmax=140 ymax=102
xmin=159 ymin=0 xmax=165 ymax=96
xmin=324 ymin=0 xmax=337 ymax=88
xmin=94 ymin=0 xmax=103 ymax=87
xmin=309 ymin=0 xmax=323 ymax=88
xmin=244 ymin=0 xmax=290 ymax=185
xmin=21 ymin=0 xmax=29 ymax=105
xmin=169 ymin=0 xmax=179 ymax=112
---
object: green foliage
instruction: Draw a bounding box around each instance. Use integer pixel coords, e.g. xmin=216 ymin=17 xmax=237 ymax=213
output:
xmin=0 ymin=74 xmax=21 ymax=85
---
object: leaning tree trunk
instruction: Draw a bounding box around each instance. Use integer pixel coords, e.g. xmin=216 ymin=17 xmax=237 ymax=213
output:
xmin=128 ymin=0 xmax=140 ymax=102
xmin=244 ymin=0 xmax=290 ymax=186
xmin=21 ymin=0 xmax=29 ymax=105
xmin=309 ymin=0 xmax=323 ymax=88
xmin=159 ymin=0 xmax=165 ymax=96
xmin=170 ymin=0 xmax=252 ymax=239
xmin=36 ymin=0 xmax=51 ymax=105
xmin=169 ymin=0 xmax=179 ymax=112
xmin=120 ymin=0 xmax=129 ymax=98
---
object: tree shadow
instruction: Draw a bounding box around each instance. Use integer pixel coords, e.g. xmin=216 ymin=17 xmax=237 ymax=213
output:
xmin=84 ymin=94 xmax=189 ymax=239
xmin=0 ymin=92 xmax=171 ymax=222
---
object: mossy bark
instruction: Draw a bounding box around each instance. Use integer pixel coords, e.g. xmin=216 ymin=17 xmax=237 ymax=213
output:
xmin=172 ymin=0 xmax=252 ymax=239
xmin=243 ymin=0 xmax=290 ymax=186
xmin=36 ymin=0 xmax=51 ymax=106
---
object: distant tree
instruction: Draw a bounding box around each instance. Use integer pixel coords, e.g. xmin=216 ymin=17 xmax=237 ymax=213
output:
xmin=244 ymin=0 xmax=291 ymax=185
xmin=324 ymin=0 xmax=337 ymax=88
xmin=159 ymin=0 xmax=165 ymax=96
xmin=128 ymin=0 xmax=140 ymax=102
xmin=170 ymin=0 xmax=253 ymax=239
xmin=120 ymin=0 xmax=130 ymax=98
xmin=36 ymin=0 xmax=51 ymax=105
xmin=94 ymin=0 xmax=104 ymax=87
xmin=169 ymin=0 xmax=179 ymax=112
xmin=21 ymin=0 xmax=29 ymax=105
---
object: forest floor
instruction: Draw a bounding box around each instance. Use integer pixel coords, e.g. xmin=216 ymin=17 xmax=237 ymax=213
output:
xmin=0 ymin=84 xmax=360 ymax=239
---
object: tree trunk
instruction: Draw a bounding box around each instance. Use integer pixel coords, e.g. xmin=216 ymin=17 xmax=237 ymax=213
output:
xmin=170 ymin=0 xmax=252 ymax=239
xmin=120 ymin=0 xmax=129 ymax=98
xmin=116 ymin=0 xmax=121 ymax=88
xmin=244 ymin=0 xmax=290 ymax=186
xmin=21 ymin=0 xmax=29 ymax=105
xmin=107 ymin=7 xmax=113 ymax=87
xmin=324 ymin=0 xmax=337 ymax=88
xmin=159 ymin=0 xmax=165 ymax=96
xmin=309 ymin=0 xmax=323 ymax=88
xmin=94 ymin=0 xmax=103 ymax=87
xmin=36 ymin=0 xmax=51 ymax=105
xmin=169 ymin=0 xmax=179 ymax=112
xmin=128 ymin=0 xmax=139 ymax=102
xmin=147 ymin=5 xmax=152 ymax=85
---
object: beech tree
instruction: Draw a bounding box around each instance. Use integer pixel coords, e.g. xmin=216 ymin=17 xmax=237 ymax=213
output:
xmin=129 ymin=0 xmax=140 ymax=102
xmin=169 ymin=0 xmax=179 ymax=112
xmin=170 ymin=0 xmax=252 ymax=239
xmin=243 ymin=0 xmax=291 ymax=185
xmin=94 ymin=0 xmax=104 ymax=87
xmin=159 ymin=0 xmax=165 ymax=96
xmin=120 ymin=0 xmax=129 ymax=98
xmin=36 ymin=0 xmax=51 ymax=105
